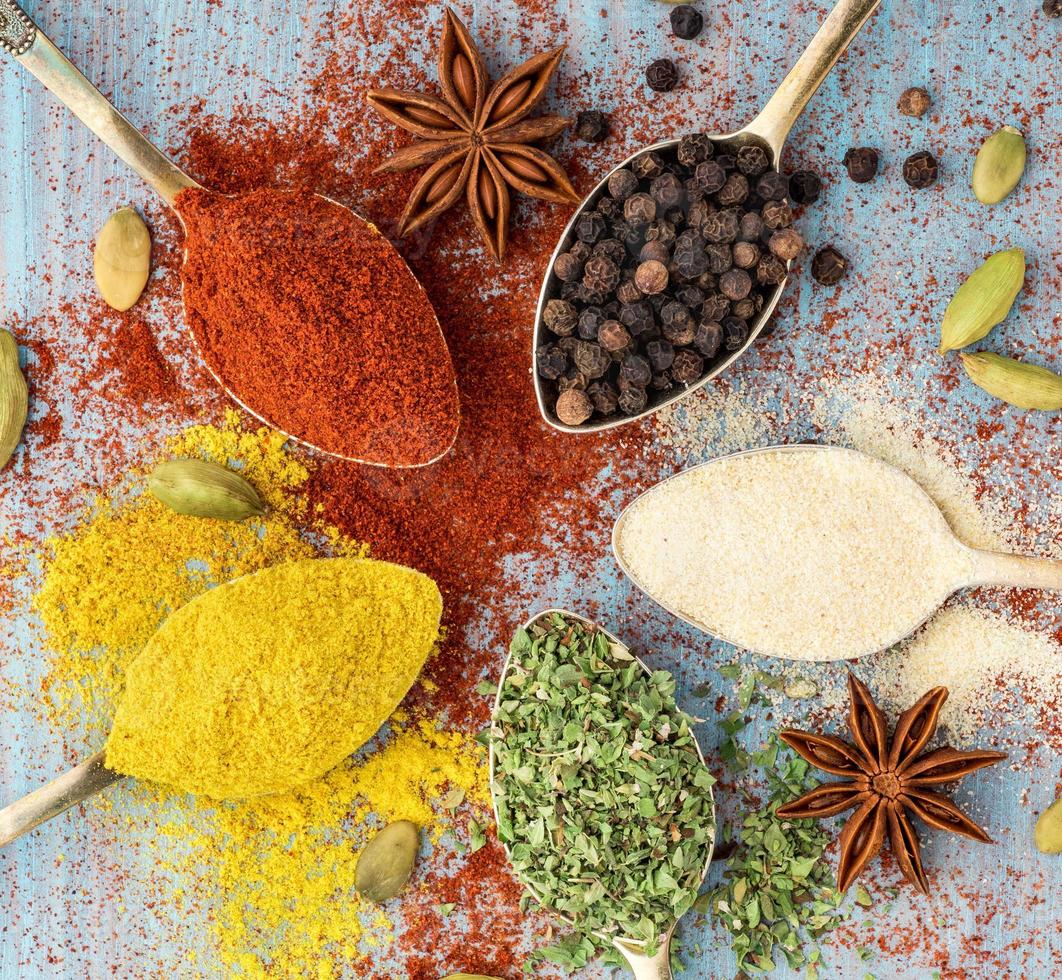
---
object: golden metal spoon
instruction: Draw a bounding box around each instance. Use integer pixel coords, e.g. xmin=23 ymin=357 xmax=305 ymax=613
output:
xmin=614 ymin=444 xmax=1062 ymax=662
xmin=488 ymin=608 xmax=716 ymax=980
xmin=533 ymin=0 xmax=882 ymax=434
xmin=0 ymin=0 xmax=460 ymax=468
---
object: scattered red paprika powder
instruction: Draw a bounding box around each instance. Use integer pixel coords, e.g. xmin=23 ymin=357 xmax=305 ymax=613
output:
xmin=176 ymin=186 xmax=461 ymax=468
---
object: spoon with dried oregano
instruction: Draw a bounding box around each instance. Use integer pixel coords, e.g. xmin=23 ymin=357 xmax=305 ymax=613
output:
xmin=0 ymin=1 xmax=459 ymax=468
xmin=489 ymin=610 xmax=716 ymax=978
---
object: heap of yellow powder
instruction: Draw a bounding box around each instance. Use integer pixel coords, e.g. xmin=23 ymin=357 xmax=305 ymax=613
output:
xmin=26 ymin=410 xmax=490 ymax=975
xmin=106 ymin=558 xmax=443 ymax=798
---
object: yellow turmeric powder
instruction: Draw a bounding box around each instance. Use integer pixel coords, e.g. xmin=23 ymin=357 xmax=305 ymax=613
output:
xmin=105 ymin=557 xmax=443 ymax=798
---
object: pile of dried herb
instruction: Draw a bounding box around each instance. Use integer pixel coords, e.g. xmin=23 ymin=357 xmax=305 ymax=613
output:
xmin=490 ymin=613 xmax=716 ymax=967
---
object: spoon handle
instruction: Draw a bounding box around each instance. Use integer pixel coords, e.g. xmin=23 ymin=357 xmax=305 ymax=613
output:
xmin=0 ymin=750 xmax=123 ymax=848
xmin=968 ymin=549 xmax=1062 ymax=592
xmin=0 ymin=0 xmax=200 ymax=205
xmin=613 ymin=936 xmax=673 ymax=980
xmin=743 ymin=0 xmax=882 ymax=158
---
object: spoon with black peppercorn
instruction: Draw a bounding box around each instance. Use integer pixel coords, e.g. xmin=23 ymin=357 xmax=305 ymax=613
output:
xmin=533 ymin=0 xmax=881 ymax=433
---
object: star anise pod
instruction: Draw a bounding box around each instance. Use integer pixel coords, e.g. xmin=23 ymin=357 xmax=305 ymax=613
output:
xmin=776 ymin=673 xmax=1006 ymax=895
xmin=366 ymin=8 xmax=580 ymax=262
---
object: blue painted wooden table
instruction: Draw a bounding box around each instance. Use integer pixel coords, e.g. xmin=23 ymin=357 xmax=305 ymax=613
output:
xmin=1 ymin=0 xmax=1060 ymax=977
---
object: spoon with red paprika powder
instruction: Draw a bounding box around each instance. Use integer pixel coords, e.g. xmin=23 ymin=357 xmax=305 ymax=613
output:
xmin=1 ymin=1 xmax=460 ymax=468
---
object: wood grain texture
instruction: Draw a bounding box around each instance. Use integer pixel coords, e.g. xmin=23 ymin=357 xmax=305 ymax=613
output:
xmin=0 ymin=0 xmax=1060 ymax=977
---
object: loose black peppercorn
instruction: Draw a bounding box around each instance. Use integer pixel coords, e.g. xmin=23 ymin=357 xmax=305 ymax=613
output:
xmin=898 ymin=86 xmax=931 ymax=118
xmin=756 ymin=171 xmax=790 ymax=202
xmin=720 ymin=268 xmax=752 ymax=301
xmin=731 ymin=297 xmax=758 ymax=320
xmin=671 ymin=348 xmax=704 ymax=384
xmin=701 ymin=209 xmax=740 ymax=244
xmin=702 ymin=292 xmax=731 ymax=322
xmin=616 ymin=279 xmax=643 ymax=305
xmin=768 ymin=228 xmax=804 ymax=261
xmin=694 ymin=319 xmax=723 ymax=358
xmin=555 ymin=388 xmax=594 ymax=426
xmin=787 ymin=170 xmax=822 ymax=205
xmin=543 ymin=298 xmax=578 ymax=336
xmin=619 ymin=300 xmax=655 ymax=337
xmin=553 ymin=250 xmax=584 ymax=283
xmin=624 ymin=192 xmax=658 ymax=227
xmin=1045 ymin=0 xmax=1061 ymax=16
xmin=733 ymin=241 xmax=760 ymax=269
xmin=645 ymin=58 xmax=679 ymax=92
xmin=843 ymin=147 xmax=880 ymax=183
xmin=632 ymin=152 xmax=666 ymax=181
xmin=671 ymin=246 xmax=710 ymax=280
xmin=598 ymin=319 xmax=632 ymax=353
xmin=811 ymin=245 xmax=847 ymax=285
xmin=576 ymin=211 xmax=607 ymax=243
xmin=903 ymin=150 xmax=939 ymax=188
xmin=619 ymin=353 xmax=652 ymax=388
xmin=674 ymin=284 xmax=705 ymax=310
xmin=617 ymin=385 xmax=648 ymax=415
xmin=756 ymin=253 xmax=788 ymax=285
xmin=645 ymin=219 xmax=677 ymax=246
xmin=536 ymin=344 xmax=568 ymax=380
xmin=721 ymin=317 xmax=749 ymax=352
xmin=583 ymin=254 xmax=620 ymax=294
xmin=738 ymin=211 xmax=766 ymax=242
xmin=608 ymin=168 xmax=639 ymax=201
xmin=596 ymin=196 xmax=620 ymax=220
xmin=574 ymin=109 xmax=609 ymax=142
xmin=677 ymin=133 xmax=714 ymax=167
xmin=683 ymin=176 xmax=706 ymax=204
xmin=573 ymin=341 xmax=612 ymax=379
xmin=717 ymin=173 xmax=750 ymax=206
xmin=651 ymin=372 xmax=673 ymax=392
xmin=669 ymin=4 xmax=704 ymax=39
xmin=761 ymin=200 xmax=793 ymax=229
xmin=645 ymin=338 xmax=675 ymax=372
xmin=692 ymin=159 xmax=727 ymax=195
xmin=635 ymin=259 xmax=669 ymax=294
xmin=705 ymin=243 xmax=733 ymax=274
xmin=650 ymin=172 xmax=686 ymax=209
xmin=638 ymin=240 xmax=670 ymax=264
xmin=735 ymin=144 xmax=771 ymax=177
xmin=587 ymin=380 xmax=619 ymax=415
xmin=557 ymin=368 xmax=588 ymax=393
xmin=578 ymin=307 xmax=606 ymax=340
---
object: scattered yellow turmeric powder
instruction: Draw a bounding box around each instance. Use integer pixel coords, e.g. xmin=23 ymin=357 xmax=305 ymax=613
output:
xmin=106 ymin=558 xmax=443 ymax=798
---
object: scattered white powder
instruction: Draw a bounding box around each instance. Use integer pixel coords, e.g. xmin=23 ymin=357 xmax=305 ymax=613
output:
xmin=615 ymin=446 xmax=975 ymax=662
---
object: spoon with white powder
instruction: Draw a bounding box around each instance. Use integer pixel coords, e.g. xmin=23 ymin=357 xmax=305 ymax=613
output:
xmin=613 ymin=444 xmax=1062 ymax=662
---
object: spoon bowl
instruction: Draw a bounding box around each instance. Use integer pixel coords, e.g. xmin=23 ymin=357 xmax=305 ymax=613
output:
xmin=614 ymin=444 xmax=1062 ymax=662
xmin=1 ymin=0 xmax=459 ymax=468
xmin=533 ymin=0 xmax=882 ymax=434
xmin=488 ymin=608 xmax=716 ymax=980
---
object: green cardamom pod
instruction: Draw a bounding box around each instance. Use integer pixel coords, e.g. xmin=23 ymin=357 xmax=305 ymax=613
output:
xmin=938 ymin=248 xmax=1024 ymax=354
xmin=148 ymin=458 xmax=266 ymax=520
xmin=1034 ymin=798 xmax=1062 ymax=854
xmin=94 ymin=207 xmax=151 ymax=311
xmin=971 ymin=126 xmax=1027 ymax=205
xmin=0 ymin=330 xmax=28 ymax=471
xmin=356 ymin=820 xmax=420 ymax=902
xmin=960 ymin=352 xmax=1062 ymax=411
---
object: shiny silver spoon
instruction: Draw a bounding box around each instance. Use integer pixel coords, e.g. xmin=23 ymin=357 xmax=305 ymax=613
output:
xmin=488 ymin=608 xmax=716 ymax=980
xmin=533 ymin=0 xmax=881 ymax=434
xmin=0 ymin=0 xmax=459 ymax=468
xmin=614 ymin=444 xmax=1062 ymax=662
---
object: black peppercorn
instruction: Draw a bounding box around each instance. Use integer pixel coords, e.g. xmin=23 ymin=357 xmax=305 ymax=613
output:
xmin=787 ymin=169 xmax=822 ymax=205
xmin=735 ymin=144 xmax=771 ymax=177
xmin=583 ymin=254 xmax=620 ymax=294
xmin=619 ymin=353 xmax=652 ymax=388
xmin=702 ymin=292 xmax=730 ymax=323
xmin=619 ymin=300 xmax=655 ymax=337
xmin=898 ymin=86 xmax=931 ymax=118
xmin=705 ymin=243 xmax=734 ymax=274
xmin=721 ymin=317 xmax=749 ymax=352
xmin=645 ymin=338 xmax=675 ymax=372
xmin=671 ymin=348 xmax=704 ymax=384
xmin=557 ymin=368 xmax=588 ymax=393
xmin=731 ymin=297 xmax=758 ymax=320
xmin=660 ymin=304 xmax=696 ymax=345
xmin=701 ymin=209 xmax=740 ymax=244
xmin=573 ymin=340 xmax=613 ymax=379
xmin=677 ymin=133 xmax=714 ymax=167
xmin=693 ymin=159 xmax=727 ymax=194
xmin=555 ymin=388 xmax=594 ymax=426
xmin=720 ymin=268 xmax=752 ymax=301
xmin=616 ymin=279 xmax=643 ymax=305
xmin=756 ymin=253 xmax=788 ymax=285
xmin=903 ymin=150 xmax=939 ymax=188
xmin=716 ymin=173 xmax=750 ymax=206
xmin=811 ymin=245 xmax=847 ymax=285
xmin=598 ymin=319 xmax=632 ymax=353
xmin=756 ymin=171 xmax=790 ymax=202
xmin=671 ymin=246 xmax=710 ymax=280
xmin=638 ymin=241 xmax=671 ymax=265
xmin=632 ymin=151 xmax=666 ymax=181
xmin=635 ymin=259 xmax=669 ymax=295
xmin=1045 ymin=0 xmax=1061 ymax=16
xmin=761 ymin=200 xmax=794 ymax=229
xmin=577 ymin=307 xmax=606 ymax=340
xmin=596 ymin=196 xmax=620 ymax=220
xmin=669 ymin=4 xmax=704 ymax=39
xmin=674 ymin=284 xmax=705 ymax=310
xmin=694 ymin=319 xmax=723 ymax=358
xmin=576 ymin=211 xmax=607 ymax=243
xmin=651 ymin=372 xmax=673 ymax=392
xmin=543 ymin=298 xmax=578 ymax=336
xmin=624 ymin=192 xmax=658 ymax=227
xmin=553 ymin=250 xmax=585 ymax=283
xmin=733 ymin=241 xmax=760 ymax=269
xmin=608 ymin=168 xmax=639 ymax=202
xmin=587 ymin=380 xmax=619 ymax=416
xmin=768 ymin=228 xmax=804 ymax=261
xmin=645 ymin=219 xmax=677 ymax=246
xmin=617 ymin=385 xmax=648 ymax=415
xmin=843 ymin=147 xmax=880 ymax=183
xmin=650 ymin=173 xmax=686 ymax=209
xmin=738 ymin=211 xmax=766 ymax=242
xmin=536 ymin=344 xmax=568 ymax=380
xmin=645 ymin=58 xmax=679 ymax=92
xmin=574 ymin=109 xmax=609 ymax=142
xmin=594 ymin=239 xmax=627 ymax=268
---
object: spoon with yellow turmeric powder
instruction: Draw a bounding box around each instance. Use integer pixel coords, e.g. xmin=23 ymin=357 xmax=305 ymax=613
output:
xmin=0 ymin=557 xmax=442 ymax=848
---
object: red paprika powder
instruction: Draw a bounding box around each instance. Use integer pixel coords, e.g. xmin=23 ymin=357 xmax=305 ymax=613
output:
xmin=176 ymin=187 xmax=461 ymax=468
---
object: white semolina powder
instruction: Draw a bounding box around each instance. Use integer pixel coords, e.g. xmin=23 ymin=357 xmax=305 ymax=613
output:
xmin=615 ymin=446 xmax=977 ymax=662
